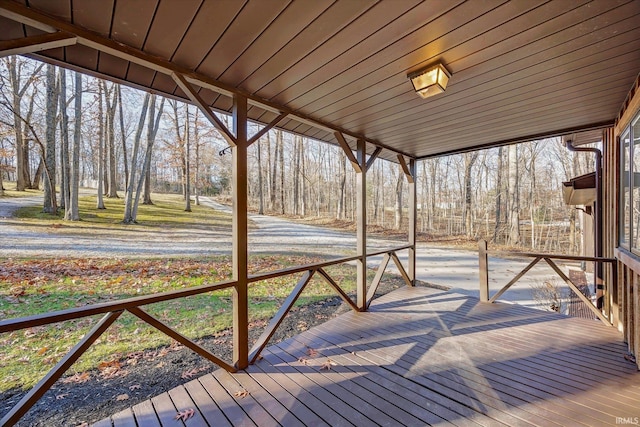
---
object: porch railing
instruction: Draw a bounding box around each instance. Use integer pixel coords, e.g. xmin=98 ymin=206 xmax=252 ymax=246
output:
xmin=0 ymin=245 xmax=412 ymax=426
xmin=478 ymin=240 xmax=616 ymax=326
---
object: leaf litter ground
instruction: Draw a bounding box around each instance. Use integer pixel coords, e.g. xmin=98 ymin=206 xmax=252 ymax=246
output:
xmin=0 ymin=256 xmax=411 ymax=427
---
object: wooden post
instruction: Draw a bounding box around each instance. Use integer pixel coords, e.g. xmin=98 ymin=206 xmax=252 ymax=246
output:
xmin=356 ymin=139 xmax=367 ymax=309
xmin=408 ymin=158 xmax=417 ymax=286
xmin=479 ymin=239 xmax=489 ymax=302
xmin=232 ymin=94 xmax=249 ymax=369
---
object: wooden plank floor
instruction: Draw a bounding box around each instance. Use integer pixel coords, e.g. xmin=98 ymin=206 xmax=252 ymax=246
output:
xmin=92 ymin=286 xmax=640 ymax=426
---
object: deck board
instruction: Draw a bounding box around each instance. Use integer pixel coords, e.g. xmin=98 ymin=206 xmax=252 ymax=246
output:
xmin=93 ymin=286 xmax=640 ymax=427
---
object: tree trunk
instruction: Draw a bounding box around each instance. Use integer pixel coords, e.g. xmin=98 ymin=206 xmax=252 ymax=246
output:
xmin=394 ymin=168 xmax=403 ymax=230
xmin=463 ymin=152 xmax=478 ymax=238
xmin=66 ymin=71 xmax=82 ymax=221
xmin=194 ymin=109 xmax=200 ymax=206
xmin=96 ymin=82 xmax=106 ymax=209
xmin=42 ymin=64 xmax=58 ymax=214
xmin=58 ymin=69 xmax=70 ymax=212
xmin=123 ymin=93 xmax=150 ymax=223
xmin=493 ymin=146 xmax=504 ymax=243
xmin=268 ymin=132 xmax=275 ymax=211
xmin=278 ymin=130 xmax=285 ymax=215
xmin=104 ymin=82 xmax=118 ymax=198
xmin=336 ymin=152 xmax=346 ymax=220
xmin=184 ymin=106 xmax=191 ymax=212
xmin=507 ymin=144 xmax=520 ymax=245
xmin=257 ymin=138 xmax=264 ymax=214
xmin=117 ymin=86 xmax=129 ymax=190
xmin=301 ymin=140 xmax=307 ymax=217
xmin=132 ymin=95 xmax=164 ymax=221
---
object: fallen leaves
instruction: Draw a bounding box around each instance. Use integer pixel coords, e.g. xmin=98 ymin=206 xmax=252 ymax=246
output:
xmin=62 ymin=372 xmax=90 ymax=384
xmin=55 ymin=393 xmax=69 ymax=400
xmin=175 ymin=408 xmax=195 ymax=421
xmin=181 ymin=367 xmax=206 ymax=379
xmin=306 ymin=347 xmax=318 ymax=358
xmin=98 ymin=360 xmax=126 ymax=379
xmin=116 ymin=394 xmax=129 ymax=401
xmin=128 ymin=384 xmax=141 ymax=391
xmin=233 ymin=389 xmax=250 ymax=399
xmin=320 ymin=359 xmax=337 ymax=371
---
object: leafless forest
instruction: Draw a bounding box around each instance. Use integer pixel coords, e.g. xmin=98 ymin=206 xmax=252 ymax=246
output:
xmin=0 ymin=57 xmax=595 ymax=253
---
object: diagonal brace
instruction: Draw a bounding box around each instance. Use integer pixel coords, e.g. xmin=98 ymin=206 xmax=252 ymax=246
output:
xmin=249 ymin=270 xmax=314 ymax=363
xmin=365 ymin=147 xmax=382 ymax=172
xmin=489 ymin=257 xmax=542 ymax=303
xmin=390 ymin=252 xmax=412 ymax=287
xmin=397 ymin=155 xmax=415 ymax=183
xmin=543 ymin=258 xmax=611 ymax=325
xmin=1 ymin=311 xmax=122 ymax=427
xmin=171 ymin=72 xmax=237 ymax=146
xmin=248 ymin=112 xmax=288 ymax=146
xmin=316 ymin=267 xmax=359 ymax=312
xmin=335 ymin=132 xmax=362 ymax=173
xmin=367 ymin=253 xmax=391 ymax=308
xmin=127 ymin=307 xmax=236 ymax=372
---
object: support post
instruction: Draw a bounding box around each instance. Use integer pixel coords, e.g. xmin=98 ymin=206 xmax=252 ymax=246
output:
xmin=479 ymin=240 xmax=489 ymax=302
xmin=232 ymin=94 xmax=249 ymax=369
xmin=408 ymin=159 xmax=417 ymax=286
xmin=356 ymin=139 xmax=367 ymax=309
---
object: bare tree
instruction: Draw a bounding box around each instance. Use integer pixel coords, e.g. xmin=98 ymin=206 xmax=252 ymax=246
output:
xmin=3 ymin=57 xmax=43 ymax=191
xmin=394 ymin=166 xmax=403 ymax=230
xmin=96 ymin=81 xmax=105 ymax=209
xmin=132 ymin=94 xmax=164 ymax=220
xmin=66 ymin=72 xmax=82 ymax=221
xmin=123 ymin=92 xmax=150 ymax=223
xmin=58 ymin=68 xmax=70 ymax=211
xmin=463 ymin=151 xmax=479 ymax=238
xmin=42 ymin=65 xmax=58 ymax=214
xmin=184 ymin=105 xmax=191 ymax=212
xmin=507 ymin=144 xmax=520 ymax=245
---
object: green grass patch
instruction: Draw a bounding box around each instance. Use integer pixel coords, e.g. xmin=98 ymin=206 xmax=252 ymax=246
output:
xmin=0 ymin=255 xmax=373 ymax=391
xmin=13 ymin=193 xmax=233 ymax=231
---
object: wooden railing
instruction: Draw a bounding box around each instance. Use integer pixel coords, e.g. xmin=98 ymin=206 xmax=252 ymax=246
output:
xmin=0 ymin=245 xmax=411 ymax=426
xmin=478 ymin=240 xmax=617 ymax=326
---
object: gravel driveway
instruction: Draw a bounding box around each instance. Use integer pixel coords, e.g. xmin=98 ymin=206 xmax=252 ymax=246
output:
xmin=0 ymin=193 xmax=564 ymax=306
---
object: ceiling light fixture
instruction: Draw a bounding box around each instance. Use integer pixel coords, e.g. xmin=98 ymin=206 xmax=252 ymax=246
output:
xmin=408 ymin=63 xmax=451 ymax=99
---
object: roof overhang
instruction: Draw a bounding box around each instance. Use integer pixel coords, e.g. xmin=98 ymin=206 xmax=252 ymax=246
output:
xmin=1 ymin=0 xmax=639 ymax=161
xmin=563 ymin=172 xmax=596 ymax=206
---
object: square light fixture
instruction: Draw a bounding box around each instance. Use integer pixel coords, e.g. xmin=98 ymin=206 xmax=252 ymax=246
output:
xmin=408 ymin=63 xmax=451 ymax=99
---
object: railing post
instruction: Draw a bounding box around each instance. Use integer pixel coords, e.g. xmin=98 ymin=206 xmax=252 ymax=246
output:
xmin=356 ymin=139 xmax=367 ymax=310
xmin=408 ymin=158 xmax=417 ymax=286
xmin=232 ymin=94 xmax=249 ymax=369
xmin=479 ymin=239 xmax=489 ymax=302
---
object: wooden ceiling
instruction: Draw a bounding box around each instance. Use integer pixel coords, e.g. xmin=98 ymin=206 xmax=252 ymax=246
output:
xmin=1 ymin=0 xmax=639 ymax=161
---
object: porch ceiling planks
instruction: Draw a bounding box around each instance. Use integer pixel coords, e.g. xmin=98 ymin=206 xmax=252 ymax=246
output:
xmin=93 ymin=286 xmax=640 ymax=427
xmin=1 ymin=0 xmax=640 ymax=161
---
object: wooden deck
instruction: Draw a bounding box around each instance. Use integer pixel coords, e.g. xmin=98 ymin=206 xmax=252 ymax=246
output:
xmin=93 ymin=286 xmax=640 ymax=427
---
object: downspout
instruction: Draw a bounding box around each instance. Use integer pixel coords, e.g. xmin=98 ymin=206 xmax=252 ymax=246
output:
xmin=565 ymin=140 xmax=604 ymax=309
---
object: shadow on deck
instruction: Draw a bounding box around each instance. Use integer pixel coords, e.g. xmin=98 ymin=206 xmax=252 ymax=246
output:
xmin=93 ymin=286 xmax=640 ymax=426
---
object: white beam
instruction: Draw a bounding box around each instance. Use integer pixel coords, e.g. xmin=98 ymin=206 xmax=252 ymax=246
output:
xmin=0 ymin=32 xmax=76 ymax=58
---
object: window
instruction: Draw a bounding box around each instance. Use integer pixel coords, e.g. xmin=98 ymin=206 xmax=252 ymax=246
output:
xmin=620 ymin=111 xmax=640 ymax=251
xmin=621 ymin=129 xmax=630 ymax=247
xmin=634 ymin=115 xmax=640 ymax=250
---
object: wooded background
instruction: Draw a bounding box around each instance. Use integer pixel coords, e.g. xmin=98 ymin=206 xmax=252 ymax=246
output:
xmin=0 ymin=57 xmax=595 ymax=253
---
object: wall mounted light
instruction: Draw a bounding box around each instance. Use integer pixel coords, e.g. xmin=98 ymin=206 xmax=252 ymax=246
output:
xmin=408 ymin=63 xmax=451 ymax=99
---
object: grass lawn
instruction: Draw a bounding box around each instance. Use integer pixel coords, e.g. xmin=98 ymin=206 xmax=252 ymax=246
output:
xmin=0 ymin=255 xmax=364 ymax=392
xmin=0 ymin=192 xmax=373 ymax=391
